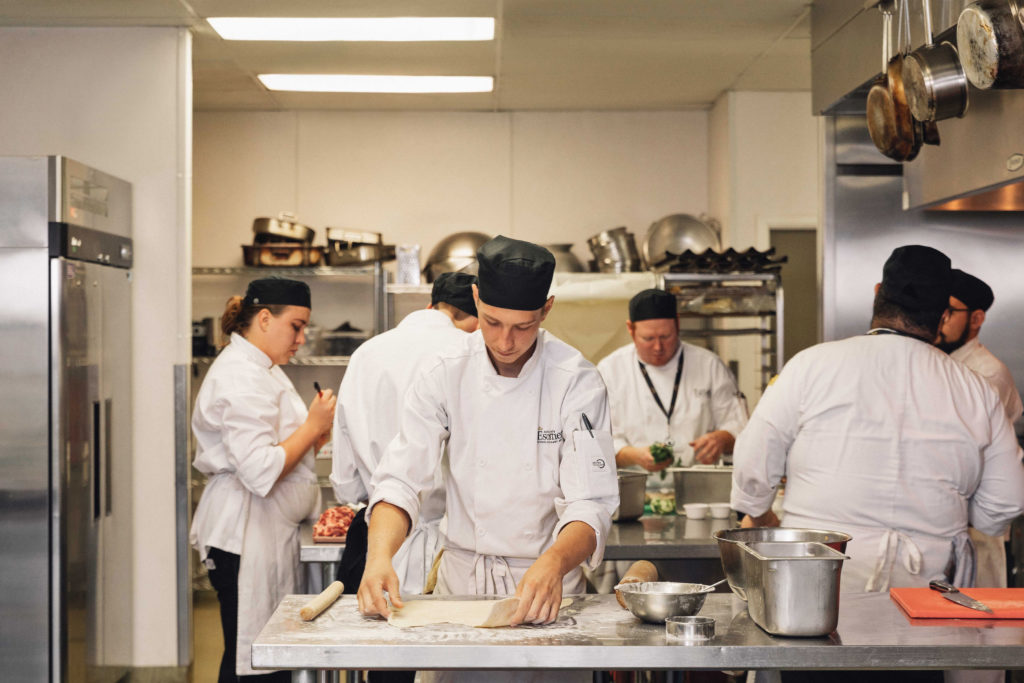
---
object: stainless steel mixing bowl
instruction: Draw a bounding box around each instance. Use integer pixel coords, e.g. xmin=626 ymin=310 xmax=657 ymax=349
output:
xmin=423 ymin=231 xmax=492 ymax=281
xmin=615 ymin=581 xmax=711 ymax=624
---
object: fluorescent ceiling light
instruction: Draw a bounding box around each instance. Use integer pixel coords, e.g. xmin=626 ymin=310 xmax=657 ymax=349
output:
xmin=258 ymin=74 xmax=494 ymax=94
xmin=208 ymin=17 xmax=495 ymax=42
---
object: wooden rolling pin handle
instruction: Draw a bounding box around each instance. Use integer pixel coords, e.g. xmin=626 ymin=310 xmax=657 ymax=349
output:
xmin=300 ymin=580 xmax=344 ymax=621
xmin=615 ymin=560 xmax=658 ymax=609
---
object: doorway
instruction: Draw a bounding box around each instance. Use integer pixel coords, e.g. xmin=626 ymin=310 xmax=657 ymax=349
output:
xmin=769 ymin=228 xmax=819 ymax=363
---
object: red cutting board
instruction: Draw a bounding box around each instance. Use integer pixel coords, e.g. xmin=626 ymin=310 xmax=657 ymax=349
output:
xmin=890 ymin=587 xmax=1024 ymax=619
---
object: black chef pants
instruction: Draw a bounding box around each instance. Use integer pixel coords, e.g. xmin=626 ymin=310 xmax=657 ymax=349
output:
xmin=336 ymin=508 xmax=414 ymax=683
xmin=207 ymin=547 xmax=291 ymax=683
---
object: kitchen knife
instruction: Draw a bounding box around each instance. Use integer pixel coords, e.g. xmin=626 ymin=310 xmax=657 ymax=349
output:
xmin=929 ymin=580 xmax=995 ymax=614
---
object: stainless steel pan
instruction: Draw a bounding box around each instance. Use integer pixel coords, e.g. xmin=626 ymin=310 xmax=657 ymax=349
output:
xmin=867 ymin=2 xmax=922 ymax=161
xmin=903 ymin=0 xmax=968 ymax=121
xmin=252 ymin=212 xmax=315 ymax=244
xmin=958 ymin=0 xmax=1024 ymax=90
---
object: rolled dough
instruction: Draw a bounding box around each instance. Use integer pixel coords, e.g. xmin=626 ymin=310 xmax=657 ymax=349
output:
xmin=388 ymin=597 xmax=573 ymax=629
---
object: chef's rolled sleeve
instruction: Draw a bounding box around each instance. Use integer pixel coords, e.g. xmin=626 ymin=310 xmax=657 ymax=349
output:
xmin=367 ymin=363 xmax=450 ymax=532
xmin=330 ymin=406 xmax=369 ymax=505
xmin=554 ymin=372 xmax=618 ymax=568
xmin=730 ymin=374 xmax=796 ymax=517
xmin=219 ymin=392 xmax=286 ymax=498
xmin=969 ymin=391 xmax=1024 ymax=536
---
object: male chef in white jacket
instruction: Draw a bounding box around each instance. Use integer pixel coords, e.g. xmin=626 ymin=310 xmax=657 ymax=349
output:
xmin=938 ymin=269 xmax=1023 ymax=601
xmin=732 ymin=246 xmax=1024 ymax=601
xmin=331 ymin=271 xmax=478 ymax=600
xmin=358 ymin=236 xmax=619 ymax=640
xmin=598 ymin=288 xmax=747 ymax=475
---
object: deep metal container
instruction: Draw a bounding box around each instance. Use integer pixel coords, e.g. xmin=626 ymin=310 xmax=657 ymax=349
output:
xmin=738 ymin=541 xmax=848 ymax=637
xmin=668 ymin=466 xmax=732 ymax=512
xmin=613 ymin=470 xmax=647 ymax=521
xmin=714 ymin=527 xmax=852 ymax=601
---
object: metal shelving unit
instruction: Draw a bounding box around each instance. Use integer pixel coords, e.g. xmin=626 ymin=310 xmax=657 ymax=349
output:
xmin=660 ymin=271 xmax=783 ymax=390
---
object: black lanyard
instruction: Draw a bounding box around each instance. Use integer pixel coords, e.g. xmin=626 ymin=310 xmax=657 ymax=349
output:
xmin=866 ymin=327 xmax=931 ymax=343
xmin=638 ymin=349 xmax=684 ymax=421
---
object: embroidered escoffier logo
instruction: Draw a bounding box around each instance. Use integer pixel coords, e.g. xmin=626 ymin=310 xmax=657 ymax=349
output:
xmin=591 ymin=458 xmax=606 ymax=471
xmin=537 ymin=428 xmax=564 ymax=443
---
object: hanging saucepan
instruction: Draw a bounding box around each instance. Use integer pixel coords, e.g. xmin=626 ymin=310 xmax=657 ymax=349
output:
xmin=957 ymin=0 xmax=1024 ymax=90
xmin=903 ymin=0 xmax=968 ymax=121
xmin=867 ymin=1 xmax=922 ymax=161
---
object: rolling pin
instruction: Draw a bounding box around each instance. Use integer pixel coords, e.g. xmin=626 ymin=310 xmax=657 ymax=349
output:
xmin=300 ymin=580 xmax=344 ymax=621
xmin=615 ymin=560 xmax=658 ymax=609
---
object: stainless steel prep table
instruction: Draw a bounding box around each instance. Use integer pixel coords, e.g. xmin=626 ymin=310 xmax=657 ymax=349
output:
xmin=604 ymin=515 xmax=730 ymax=560
xmin=300 ymin=522 xmax=344 ymax=593
xmin=252 ymin=592 xmax=1024 ymax=675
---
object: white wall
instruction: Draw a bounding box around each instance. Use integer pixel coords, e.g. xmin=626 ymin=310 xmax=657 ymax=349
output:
xmin=707 ymin=91 xmax=820 ymax=405
xmin=0 ymin=27 xmax=192 ymax=668
xmin=194 ymin=110 xmax=708 ymax=268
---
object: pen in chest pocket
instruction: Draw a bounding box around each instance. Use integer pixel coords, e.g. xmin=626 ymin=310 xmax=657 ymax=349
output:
xmin=581 ymin=412 xmax=595 ymax=437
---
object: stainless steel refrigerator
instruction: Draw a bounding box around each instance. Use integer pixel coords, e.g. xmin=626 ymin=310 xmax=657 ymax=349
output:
xmin=0 ymin=156 xmax=134 ymax=682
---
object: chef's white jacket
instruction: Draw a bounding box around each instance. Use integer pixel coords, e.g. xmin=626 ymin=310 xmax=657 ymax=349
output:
xmin=597 ymin=341 xmax=747 ymax=472
xmin=331 ymin=308 xmax=466 ymax=592
xmin=731 ymin=332 xmax=1024 ymax=593
xmin=368 ymin=328 xmax=619 ymax=587
xmin=190 ymin=332 xmax=317 ymax=561
xmin=952 ymin=337 xmax=1023 ymax=423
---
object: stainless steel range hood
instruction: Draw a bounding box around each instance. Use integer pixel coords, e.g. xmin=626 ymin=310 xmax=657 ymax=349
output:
xmin=812 ymin=0 xmax=1024 ymax=210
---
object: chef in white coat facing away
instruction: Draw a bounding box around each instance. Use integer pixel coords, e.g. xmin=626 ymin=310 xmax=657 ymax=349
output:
xmin=358 ymin=236 xmax=618 ymax=680
xmin=938 ymin=269 xmax=1022 ymax=596
xmin=732 ymin=246 xmax=1024 ymax=683
xmin=331 ymin=271 xmax=478 ymax=600
xmin=190 ymin=278 xmax=336 ymax=682
xmin=597 ymin=288 xmax=748 ymax=476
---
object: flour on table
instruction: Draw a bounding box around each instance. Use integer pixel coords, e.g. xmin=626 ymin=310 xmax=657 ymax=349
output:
xmin=389 ymin=597 xmax=573 ymax=629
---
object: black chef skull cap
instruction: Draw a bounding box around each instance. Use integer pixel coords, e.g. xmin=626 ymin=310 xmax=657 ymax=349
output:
xmin=431 ymin=272 xmax=478 ymax=317
xmin=629 ymin=289 xmax=678 ymax=322
xmin=242 ymin=277 xmax=311 ymax=309
xmin=475 ymin=236 xmax=555 ymax=311
xmin=879 ymin=245 xmax=951 ymax=312
xmin=950 ymin=269 xmax=994 ymax=312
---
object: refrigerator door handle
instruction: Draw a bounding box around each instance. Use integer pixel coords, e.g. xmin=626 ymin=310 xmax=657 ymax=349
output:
xmin=93 ymin=400 xmax=101 ymax=521
xmin=104 ymin=398 xmax=112 ymax=516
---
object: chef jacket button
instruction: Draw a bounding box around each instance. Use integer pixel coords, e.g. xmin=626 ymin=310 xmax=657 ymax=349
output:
xmin=477 ymin=528 xmax=486 ymax=537
xmin=478 ymin=459 xmax=485 ymax=467
xmin=525 ymin=463 xmax=533 ymax=470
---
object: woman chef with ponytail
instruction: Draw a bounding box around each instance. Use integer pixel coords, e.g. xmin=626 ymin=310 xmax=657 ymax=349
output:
xmin=190 ymin=277 xmax=336 ymax=682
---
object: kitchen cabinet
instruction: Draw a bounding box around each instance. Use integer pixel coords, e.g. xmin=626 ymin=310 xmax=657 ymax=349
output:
xmin=662 ymin=272 xmax=783 ymax=391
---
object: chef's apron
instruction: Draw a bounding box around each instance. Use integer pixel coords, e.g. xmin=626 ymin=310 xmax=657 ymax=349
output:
xmin=235 ymin=477 xmax=320 ymax=676
xmin=414 ymin=546 xmax=588 ymax=683
xmin=782 ymin=515 xmax=975 ymax=593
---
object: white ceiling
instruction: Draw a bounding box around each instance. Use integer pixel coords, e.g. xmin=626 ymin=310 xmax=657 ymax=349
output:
xmin=0 ymin=0 xmax=812 ymax=111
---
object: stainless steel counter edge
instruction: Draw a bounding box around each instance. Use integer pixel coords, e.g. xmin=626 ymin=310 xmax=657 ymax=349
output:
xmin=252 ymin=593 xmax=1024 ymax=671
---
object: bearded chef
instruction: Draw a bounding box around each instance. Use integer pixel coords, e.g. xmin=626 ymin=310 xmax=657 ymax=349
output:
xmin=732 ymin=245 xmax=1024 ymax=593
xmin=190 ymin=278 xmax=336 ymax=682
xmin=597 ymin=288 xmax=747 ymax=475
xmin=358 ymin=236 xmax=618 ymax=681
xmin=938 ymin=269 xmax=1022 ymax=605
xmin=331 ymin=272 xmax=478 ymax=599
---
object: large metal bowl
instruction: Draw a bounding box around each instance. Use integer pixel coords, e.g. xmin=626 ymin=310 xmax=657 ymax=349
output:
xmin=424 ymin=231 xmax=491 ymax=282
xmin=642 ymin=213 xmax=720 ymax=268
xmin=615 ymin=582 xmax=710 ymax=624
xmin=714 ymin=527 xmax=852 ymax=601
